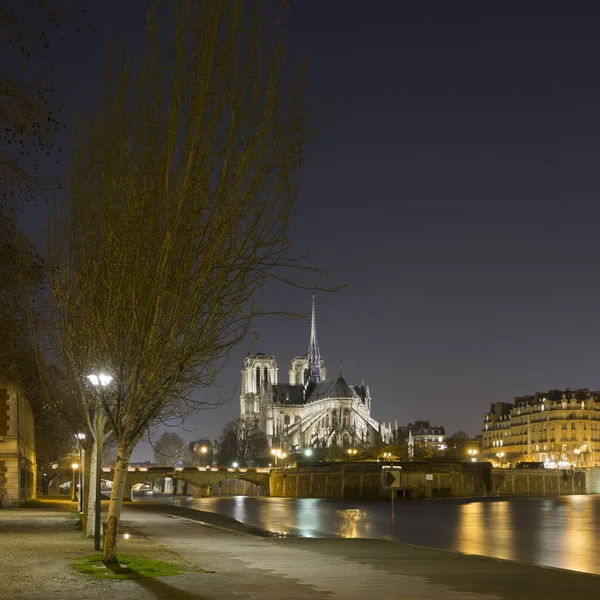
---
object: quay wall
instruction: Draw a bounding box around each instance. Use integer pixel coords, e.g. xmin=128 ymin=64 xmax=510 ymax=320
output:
xmin=269 ymin=463 xmax=590 ymax=499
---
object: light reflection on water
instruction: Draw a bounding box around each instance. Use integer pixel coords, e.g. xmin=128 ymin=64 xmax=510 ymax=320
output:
xmin=185 ymin=494 xmax=600 ymax=575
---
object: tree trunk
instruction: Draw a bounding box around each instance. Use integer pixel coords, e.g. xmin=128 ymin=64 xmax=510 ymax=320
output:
xmin=101 ymin=445 xmax=132 ymax=564
xmin=82 ymin=445 xmax=92 ymax=533
xmin=85 ymin=442 xmax=97 ymax=538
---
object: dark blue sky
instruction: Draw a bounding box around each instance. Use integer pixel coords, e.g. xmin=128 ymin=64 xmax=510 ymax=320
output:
xmin=20 ymin=2 xmax=600 ymax=459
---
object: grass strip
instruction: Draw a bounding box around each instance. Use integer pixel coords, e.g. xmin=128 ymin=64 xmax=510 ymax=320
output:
xmin=73 ymin=553 xmax=186 ymax=579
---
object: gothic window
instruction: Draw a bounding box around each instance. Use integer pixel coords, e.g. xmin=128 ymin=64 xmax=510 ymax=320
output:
xmin=264 ymin=367 xmax=269 ymax=385
xmin=284 ymin=415 xmax=290 ymax=426
xmin=325 ymin=414 xmax=330 ymax=428
xmin=303 ymin=368 xmax=309 ymax=383
xmin=342 ymin=408 xmax=350 ymax=428
xmin=295 ymin=415 xmax=301 ymax=423
xmin=331 ymin=410 xmax=337 ymax=427
xmin=256 ymin=367 xmax=261 ymax=391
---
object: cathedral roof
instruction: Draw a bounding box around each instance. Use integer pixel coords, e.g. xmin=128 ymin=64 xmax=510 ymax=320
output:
xmin=270 ymin=384 xmax=306 ymax=405
xmin=307 ymin=375 xmax=365 ymax=402
xmin=268 ymin=375 xmax=367 ymax=406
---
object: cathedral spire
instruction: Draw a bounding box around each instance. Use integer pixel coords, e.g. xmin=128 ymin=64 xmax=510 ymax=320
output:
xmin=307 ymin=294 xmax=322 ymax=383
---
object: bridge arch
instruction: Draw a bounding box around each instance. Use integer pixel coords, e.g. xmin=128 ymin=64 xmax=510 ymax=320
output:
xmin=101 ymin=466 xmax=270 ymax=497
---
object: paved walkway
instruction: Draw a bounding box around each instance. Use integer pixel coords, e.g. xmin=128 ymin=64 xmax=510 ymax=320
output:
xmin=122 ymin=504 xmax=600 ymax=600
xmin=1 ymin=500 xmax=599 ymax=599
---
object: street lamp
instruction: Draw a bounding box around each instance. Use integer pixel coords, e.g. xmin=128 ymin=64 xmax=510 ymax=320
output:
xmin=232 ymin=462 xmax=239 ymax=469
xmin=71 ymin=463 xmax=79 ymax=502
xmin=496 ymin=451 xmax=505 ymax=467
xmin=467 ymin=449 xmax=478 ymax=463
xmin=303 ymin=448 xmax=313 ymax=458
xmin=574 ymin=448 xmax=581 ymax=467
xmin=87 ymin=372 xmax=113 ymax=551
xmin=200 ymin=446 xmax=208 ymax=454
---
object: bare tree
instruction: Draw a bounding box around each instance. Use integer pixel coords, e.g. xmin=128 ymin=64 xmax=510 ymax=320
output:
xmin=48 ymin=0 xmax=323 ymax=564
xmin=0 ymin=1 xmax=88 ymax=207
xmin=153 ymin=432 xmax=187 ymax=466
xmin=216 ymin=418 xmax=268 ymax=467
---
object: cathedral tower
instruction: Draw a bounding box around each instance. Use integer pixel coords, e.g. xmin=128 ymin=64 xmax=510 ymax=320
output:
xmin=240 ymin=354 xmax=278 ymax=418
xmin=307 ymin=295 xmax=322 ymax=384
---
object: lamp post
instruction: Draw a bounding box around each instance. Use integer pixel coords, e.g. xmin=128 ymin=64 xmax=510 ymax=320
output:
xmin=467 ymin=449 xmax=478 ymax=463
xmin=271 ymin=448 xmax=286 ymax=466
xmin=87 ymin=373 xmax=113 ymax=551
xmin=496 ymin=451 xmax=505 ymax=467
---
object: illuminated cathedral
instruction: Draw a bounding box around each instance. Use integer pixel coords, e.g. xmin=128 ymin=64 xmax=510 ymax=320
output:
xmin=239 ymin=297 xmax=392 ymax=451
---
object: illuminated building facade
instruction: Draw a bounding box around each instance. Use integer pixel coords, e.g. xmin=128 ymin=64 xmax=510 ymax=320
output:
xmin=240 ymin=297 xmax=393 ymax=451
xmin=0 ymin=380 xmax=36 ymax=506
xmin=482 ymin=389 xmax=600 ymax=468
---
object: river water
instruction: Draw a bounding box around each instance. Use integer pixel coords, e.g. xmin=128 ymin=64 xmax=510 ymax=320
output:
xmin=152 ymin=494 xmax=600 ymax=575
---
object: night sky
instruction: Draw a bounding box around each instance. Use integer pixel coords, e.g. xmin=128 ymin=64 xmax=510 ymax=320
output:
xmin=19 ymin=2 xmax=600 ymax=459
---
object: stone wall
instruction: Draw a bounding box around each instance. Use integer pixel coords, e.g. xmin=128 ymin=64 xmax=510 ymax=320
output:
xmin=492 ymin=469 xmax=585 ymax=496
xmin=269 ymin=463 xmax=588 ymax=499
xmin=584 ymin=467 xmax=600 ymax=494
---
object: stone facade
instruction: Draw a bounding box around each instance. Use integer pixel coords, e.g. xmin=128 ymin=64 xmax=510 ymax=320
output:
xmin=240 ymin=299 xmax=392 ymax=452
xmin=0 ymin=380 xmax=36 ymax=507
xmin=482 ymin=389 xmax=600 ymax=468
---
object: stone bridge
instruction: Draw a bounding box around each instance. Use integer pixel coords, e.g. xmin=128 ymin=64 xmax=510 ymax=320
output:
xmin=102 ymin=465 xmax=270 ymax=496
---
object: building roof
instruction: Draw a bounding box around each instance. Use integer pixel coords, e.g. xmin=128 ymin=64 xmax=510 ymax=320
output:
xmin=269 ymin=375 xmax=366 ymax=406
xmin=270 ymin=384 xmax=306 ymax=405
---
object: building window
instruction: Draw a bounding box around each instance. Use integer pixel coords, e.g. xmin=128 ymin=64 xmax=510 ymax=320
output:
xmin=284 ymin=415 xmax=290 ymax=426
xmin=562 ymin=423 xmax=567 ymax=430
xmin=342 ymin=409 xmax=350 ymax=428
xmin=571 ymin=423 xmax=576 ymax=430
xmin=562 ymin=402 xmax=567 ymax=409
xmin=264 ymin=367 xmax=269 ymax=385
xmin=562 ymin=444 xmax=567 ymax=451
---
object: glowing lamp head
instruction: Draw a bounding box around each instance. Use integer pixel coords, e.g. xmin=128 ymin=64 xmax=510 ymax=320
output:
xmin=71 ymin=463 xmax=79 ymax=470
xmin=87 ymin=373 xmax=113 ymax=387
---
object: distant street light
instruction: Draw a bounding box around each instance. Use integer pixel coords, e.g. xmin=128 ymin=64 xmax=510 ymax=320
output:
xmin=232 ymin=462 xmax=239 ymax=469
xmin=87 ymin=372 xmax=113 ymax=551
xmin=303 ymin=449 xmax=313 ymax=458
xmin=271 ymin=448 xmax=286 ymax=466
xmin=200 ymin=446 xmax=208 ymax=454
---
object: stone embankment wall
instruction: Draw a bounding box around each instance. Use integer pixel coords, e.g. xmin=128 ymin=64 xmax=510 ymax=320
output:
xmin=492 ymin=469 xmax=585 ymax=496
xmin=269 ymin=463 xmax=590 ymax=499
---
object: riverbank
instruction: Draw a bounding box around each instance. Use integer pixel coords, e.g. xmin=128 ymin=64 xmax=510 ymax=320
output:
xmin=2 ymin=498 xmax=600 ymax=599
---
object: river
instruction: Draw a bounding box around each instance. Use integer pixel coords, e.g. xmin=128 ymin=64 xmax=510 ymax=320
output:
xmin=136 ymin=493 xmax=600 ymax=575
